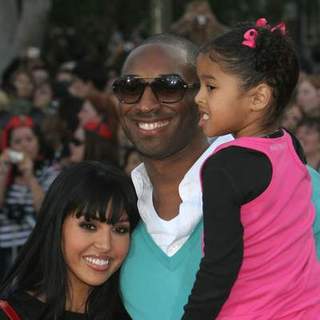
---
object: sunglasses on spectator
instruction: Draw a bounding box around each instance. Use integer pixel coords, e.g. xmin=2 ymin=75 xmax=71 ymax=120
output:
xmin=112 ymin=74 xmax=199 ymax=104
xmin=70 ymin=137 xmax=84 ymax=146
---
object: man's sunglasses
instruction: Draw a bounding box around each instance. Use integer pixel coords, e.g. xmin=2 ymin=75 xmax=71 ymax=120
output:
xmin=112 ymin=74 xmax=199 ymax=104
xmin=70 ymin=137 xmax=84 ymax=146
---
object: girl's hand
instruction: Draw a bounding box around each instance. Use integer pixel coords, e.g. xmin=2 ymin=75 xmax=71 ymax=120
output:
xmin=17 ymin=154 xmax=34 ymax=181
xmin=0 ymin=149 xmax=12 ymax=177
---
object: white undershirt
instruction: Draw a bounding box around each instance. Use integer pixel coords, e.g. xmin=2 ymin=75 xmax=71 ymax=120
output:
xmin=131 ymin=134 xmax=234 ymax=256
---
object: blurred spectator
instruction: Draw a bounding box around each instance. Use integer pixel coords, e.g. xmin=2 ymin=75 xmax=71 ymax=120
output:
xmin=170 ymin=0 xmax=227 ymax=45
xmin=123 ymin=147 xmax=141 ymax=176
xmin=0 ymin=91 xmax=11 ymax=130
xmin=117 ymin=126 xmax=133 ymax=166
xmin=32 ymin=81 xmax=53 ymax=111
xmin=30 ymin=65 xmax=50 ymax=87
xmin=30 ymin=81 xmax=54 ymax=126
xmin=57 ymin=95 xmax=83 ymax=134
xmin=41 ymin=114 xmax=70 ymax=166
xmin=69 ymin=120 xmax=119 ymax=166
xmin=296 ymin=117 xmax=320 ymax=172
xmin=69 ymin=61 xmax=108 ymax=98
xmin=78 ymin=93 xmax=119 ymax=143
xmin=281 ymin=102 xmax=304 ymax=132
xmin=7 ymin=68 xmax=35 ymax=116
xmin=0 ymin=116 xmax=60 ymax=279
xmin=296 ymin=74 xmax=320 ymax=118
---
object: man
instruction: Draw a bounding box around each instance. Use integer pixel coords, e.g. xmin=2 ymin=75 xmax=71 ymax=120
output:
xmin=114 ymin=34 xmax=320 ymax=320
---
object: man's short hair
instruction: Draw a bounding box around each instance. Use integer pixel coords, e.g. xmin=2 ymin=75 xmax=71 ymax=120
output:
xmin=136 ymin=33 xmax=199 ymax=72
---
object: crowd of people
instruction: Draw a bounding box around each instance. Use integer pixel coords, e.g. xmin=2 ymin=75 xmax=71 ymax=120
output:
xmin=0 ymin=2 xmax=319 ymax=319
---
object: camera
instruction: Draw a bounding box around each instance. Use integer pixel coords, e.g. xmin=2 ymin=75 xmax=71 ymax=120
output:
xmin=8 ymin=150 xmax=24 ymax=164
xmin=195 ymin=15 xmax=208 ymax=26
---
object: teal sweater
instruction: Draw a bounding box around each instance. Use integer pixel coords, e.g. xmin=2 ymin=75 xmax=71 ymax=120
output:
xmin=308 ymin=166 xmax=320 ymax=259
xmin=120 ymin=221 xmax=203 ymax=320
xmin=120 ymin=167 xmax=320 ymax=320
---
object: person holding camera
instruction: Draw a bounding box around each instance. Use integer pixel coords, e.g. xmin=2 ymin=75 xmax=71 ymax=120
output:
xmin=0 ymin=115 xmax=60 ymax=280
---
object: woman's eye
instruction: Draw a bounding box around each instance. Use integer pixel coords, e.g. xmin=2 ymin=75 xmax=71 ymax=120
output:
xmin=112 ymin=225 xmax=130 ymax=234
xmin=79 ymin=222 xmax=96 ymax=231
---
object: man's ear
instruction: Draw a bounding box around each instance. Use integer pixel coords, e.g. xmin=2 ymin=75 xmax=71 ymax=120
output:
xmin=249 ymin=84 xmax=273 ymax=112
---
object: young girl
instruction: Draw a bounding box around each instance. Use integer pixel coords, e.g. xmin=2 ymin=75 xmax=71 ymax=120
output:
xmin=0 ymin=161 xmax=138 ymax=319
xmin=0 ymin=116 xmax=59 ymax=279
xmin=182 ymin=18 xmax=320 ymax=319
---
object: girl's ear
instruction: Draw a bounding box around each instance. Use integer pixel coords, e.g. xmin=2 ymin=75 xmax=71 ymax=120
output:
xmin=249 ymin=83 xmax=273 ymax=112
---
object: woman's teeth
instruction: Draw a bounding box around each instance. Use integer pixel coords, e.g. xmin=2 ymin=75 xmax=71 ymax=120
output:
xmin=84 ymin=256 xmax=110 ymax=266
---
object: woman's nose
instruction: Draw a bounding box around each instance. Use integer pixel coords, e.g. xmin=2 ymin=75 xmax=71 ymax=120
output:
xmin=94 ymin=225 xmax=112 ymax=252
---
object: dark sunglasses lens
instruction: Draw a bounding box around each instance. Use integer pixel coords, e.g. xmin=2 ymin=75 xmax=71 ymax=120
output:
xmin=113 ymin=78 xmax=145 ymax=104
xmin=153 ymin=75 xmax=186 ymax=103
xmin=70 ymin=138 xmax=84 ymax=146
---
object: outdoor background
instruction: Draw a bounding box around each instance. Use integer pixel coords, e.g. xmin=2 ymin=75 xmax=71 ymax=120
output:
xmin=0 ymin=0 xmax=319 ymax=81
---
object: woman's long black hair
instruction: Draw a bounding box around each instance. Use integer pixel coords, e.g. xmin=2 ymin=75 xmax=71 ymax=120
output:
xmin=0 ymin=161 xmax=139 ymax=319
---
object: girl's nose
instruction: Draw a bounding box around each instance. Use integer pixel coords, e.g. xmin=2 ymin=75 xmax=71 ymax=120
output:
xmin=195 ymin=89 xmax=204 ymax=107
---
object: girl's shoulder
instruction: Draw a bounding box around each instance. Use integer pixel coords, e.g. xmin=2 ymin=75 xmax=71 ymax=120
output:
xmin=2 ymin=291 xmax=45 ymax=319
xmin=0 ymin=310 xmax=10 ymax=320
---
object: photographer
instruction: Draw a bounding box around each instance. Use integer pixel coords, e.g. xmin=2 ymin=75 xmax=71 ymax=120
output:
xmin=170 ymin=1 xmax=227 ymax=45
xmin=0 ymin=116 xmax=60 ymax=280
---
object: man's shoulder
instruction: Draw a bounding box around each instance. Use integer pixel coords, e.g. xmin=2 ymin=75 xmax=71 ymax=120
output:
xmin=183 ymin=134 xmax=234 ymax=179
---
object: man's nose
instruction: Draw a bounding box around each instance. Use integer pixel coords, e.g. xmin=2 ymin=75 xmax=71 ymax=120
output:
xmin=136 ymin=85 xmax=161 ymax=113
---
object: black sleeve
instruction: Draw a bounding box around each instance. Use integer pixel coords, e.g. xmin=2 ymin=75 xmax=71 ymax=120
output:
xmin=181 ymin=146 xmax=272 ymax=320
xmin=0 ymin=310 xmax=10 ymax=320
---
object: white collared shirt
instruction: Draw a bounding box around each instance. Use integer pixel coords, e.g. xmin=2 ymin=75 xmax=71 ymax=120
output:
xmin=131 ymin=134 xmax=234 ymax=256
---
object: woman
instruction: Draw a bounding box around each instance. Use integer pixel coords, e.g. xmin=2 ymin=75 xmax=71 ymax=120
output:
xmin=0 ymin=116 xmax=59 ymax=279
xmin=296 ymin=117 xmax=320 ymax=172
xmin=7 ymin=68 xmax=35 ymax=116
xmin=0 ymin=161 xmax=138 ymax=319
xmin=78 ymin=93 xmax=119 ymax=143
xmin=69 ymin=120 xmax=119 ymax=166
xmin=296 ymin=73 xmax=320 ymax=118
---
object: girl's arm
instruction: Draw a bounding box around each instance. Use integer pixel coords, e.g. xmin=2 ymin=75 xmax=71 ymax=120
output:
xmin=0 ymin=150 xmax=12 ymax=207
xmin=17 ymin=156 xmax=44 ymax=213
xmin=182 ymin=146 xmax=272 ymax=320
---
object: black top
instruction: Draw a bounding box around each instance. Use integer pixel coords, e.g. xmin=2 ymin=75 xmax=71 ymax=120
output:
xmin=0 ymin=291 xmax=86 ymax=320
xmin=0 ymin=290 xmax=131 ymax=320
xmin=182 ymin=130 xmax=306 ymax=319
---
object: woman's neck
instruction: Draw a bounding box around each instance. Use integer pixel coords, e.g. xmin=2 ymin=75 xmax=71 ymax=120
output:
xmin=66 ymin=285 xmax=90 ymax=313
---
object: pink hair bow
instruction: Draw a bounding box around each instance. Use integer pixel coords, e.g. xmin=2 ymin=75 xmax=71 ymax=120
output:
xmin=242 ymin=18 xmax=287 ymax=48
xmin=255 ymin=18 xmax=268 ymax=28
xmin=242 ymin=29 xmax=258 ymax=48
xmin=271 ymin=22 xmax=286 ymax=35
xmin=256 ymin=17 xmax=286 ymax=35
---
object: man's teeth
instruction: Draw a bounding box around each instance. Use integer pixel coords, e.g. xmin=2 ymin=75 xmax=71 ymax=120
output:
xmin=138 ymin=121 xmax=169 ymax=130
xmin=85 ymin=257 xmax=110 ymax=266
xmin=202 ymin=113 xmax=209 ymax=120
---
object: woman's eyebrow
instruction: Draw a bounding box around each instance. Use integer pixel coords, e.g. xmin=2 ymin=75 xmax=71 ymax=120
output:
xmin=118 ymin=214 xmax=129 ymax=222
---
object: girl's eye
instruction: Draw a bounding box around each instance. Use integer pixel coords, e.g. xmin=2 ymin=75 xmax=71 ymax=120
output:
xmin=112 ymin=225 xmax=130 ymax=235
xmin=206 ymin=84 xmax=216 ymax=91
xmin=79 ymin=222 xmax=96 ymax=231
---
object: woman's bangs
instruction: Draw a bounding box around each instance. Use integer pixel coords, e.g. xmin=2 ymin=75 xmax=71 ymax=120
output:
xmin=71 ymin=187 xmax=126 ymax=224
